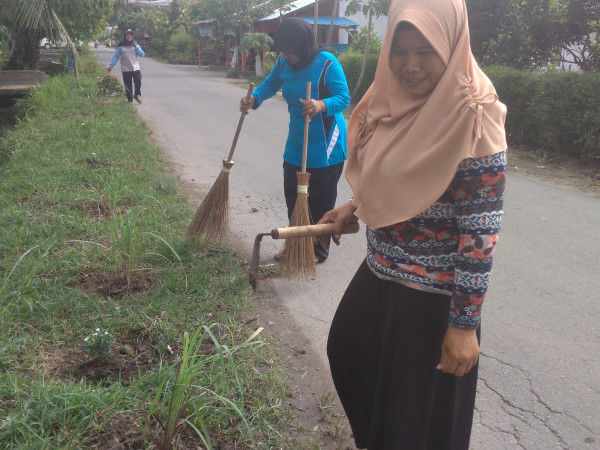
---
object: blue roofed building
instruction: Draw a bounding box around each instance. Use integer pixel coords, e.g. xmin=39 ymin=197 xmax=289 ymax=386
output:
xmin=252 ymin=0 xmax=359 ymax=51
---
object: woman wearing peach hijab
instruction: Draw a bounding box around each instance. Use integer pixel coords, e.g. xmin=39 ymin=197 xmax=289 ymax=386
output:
xmin=322 ymin=0 xmax=507 ymax=448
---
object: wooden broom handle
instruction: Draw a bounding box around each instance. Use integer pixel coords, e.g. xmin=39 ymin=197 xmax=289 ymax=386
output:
xmin=301 ymin=82 xmax=311 ymax=173
xmin=226 ymin=83 xmax=255 ymax=162
xmin=272 ymin=222 xmax=360 ymax=239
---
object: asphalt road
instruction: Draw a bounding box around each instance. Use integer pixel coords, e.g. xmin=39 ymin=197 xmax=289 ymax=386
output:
xmin=95 ymin=47 xmax=599 ymax=449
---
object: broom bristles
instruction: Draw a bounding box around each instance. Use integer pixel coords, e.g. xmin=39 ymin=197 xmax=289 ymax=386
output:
xmin=187 ymin=159 xmax=233 ymax=240
xmin=279 ymin=172 xmax=315 ymax=277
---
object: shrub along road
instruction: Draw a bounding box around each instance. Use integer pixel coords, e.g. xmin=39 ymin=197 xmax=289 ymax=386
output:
xmin=94 ymin=47 xmax=600 ymax=449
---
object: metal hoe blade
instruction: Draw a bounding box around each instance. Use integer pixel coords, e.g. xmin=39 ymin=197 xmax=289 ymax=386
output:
xmin=249 ymin=232 xmax=271 ymax=291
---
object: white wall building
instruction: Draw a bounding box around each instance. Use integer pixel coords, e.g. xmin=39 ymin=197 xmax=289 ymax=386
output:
xmin=338 ymin=0 xmax=388 ymax=44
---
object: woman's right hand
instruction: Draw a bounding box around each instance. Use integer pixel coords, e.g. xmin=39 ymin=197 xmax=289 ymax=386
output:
xmin=317 ymin=201 xmax=358 ymax=246
xmin=240 ymin=95 xmax=255 ymax=114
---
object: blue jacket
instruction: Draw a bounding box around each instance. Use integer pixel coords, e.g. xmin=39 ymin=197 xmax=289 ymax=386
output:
xmin=252 ymin=51 xmax=350 ymax=168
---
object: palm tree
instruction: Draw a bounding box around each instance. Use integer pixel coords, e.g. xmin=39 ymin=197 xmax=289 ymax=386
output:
xmin=8 ymin=0 xmax=118 ymax=73
xmin=10 ymin=0 xmax=78 ymax=73
xmin=241 ymin=32 xmax=273 ymax=77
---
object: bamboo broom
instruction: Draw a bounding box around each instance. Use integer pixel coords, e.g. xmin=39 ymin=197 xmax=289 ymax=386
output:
xmin=187 ymin=83 xmax=255 ymax=240
xmin=279 ymin=82 xmax=316 ymax=277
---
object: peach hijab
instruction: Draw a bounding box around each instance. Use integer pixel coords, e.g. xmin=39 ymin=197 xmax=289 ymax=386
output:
xmin=345 ymin=0 xmax=507 ymax=229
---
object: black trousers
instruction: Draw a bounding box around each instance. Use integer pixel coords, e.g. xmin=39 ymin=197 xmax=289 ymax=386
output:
xmin=122 ymin=70 xmax=142 ymax=101
xmin=283 ymin=161 xmax=344 ymax=261
xmin=282 ymin=160 xmax=344 ymax=223
xmin=327 ymin=260 xmax=479 ymax=450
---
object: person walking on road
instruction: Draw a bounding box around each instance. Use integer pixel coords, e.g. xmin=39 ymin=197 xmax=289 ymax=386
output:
xmin=240 ymin=18 xmax=350 ymax=264
xmin=108 ymin=29 xmax=144 ymax=104
xmin=321 ymin=0 xmax=508 ymax=448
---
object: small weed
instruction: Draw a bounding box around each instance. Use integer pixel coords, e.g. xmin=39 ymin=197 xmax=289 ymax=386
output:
xmin=317 ymin=391 xmax=336 ymax=421
xmin=1 ymin=245 xmax=49 ymax=320
xmin=82 ymin=328 xmax=115 ymax=360
xmin=145 ymin=232 xmax=188 ymax=291
xmin=85 ymin=152 xmax=100 ymax=169
xmin=318 ymin=391 xmax=350 ymax=441
xmin=327 ymin=422 xmax=350 ymax=441
xmin=154 ymin=173 xmax=179 ymax=195
xmin=535 ymin=151 xmax=555 ymax=166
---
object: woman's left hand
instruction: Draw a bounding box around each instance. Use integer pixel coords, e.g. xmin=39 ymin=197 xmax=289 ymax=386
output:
xmin=436 ymin=327 xmax=480 ymax=377
xmin=316 ymin=201 xmax=358 ymax=247
xmin=300 ymin=98 xmax=326 ymax=118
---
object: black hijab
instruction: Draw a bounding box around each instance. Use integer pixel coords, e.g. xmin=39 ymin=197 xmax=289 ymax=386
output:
xmin=274 ymin=18 xmax=321 ymax=70
xmin=117 ymin=31 xmax=135 ymax=47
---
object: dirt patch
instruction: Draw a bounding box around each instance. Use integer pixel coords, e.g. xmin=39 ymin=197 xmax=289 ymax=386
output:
xmin=84 ymin=413 xmax=147 ymax=449
xmin=507 ymin=147 xmax=600 ymax=199
xmin=84 ymin=412 xmax=241 ymax=450
xmin=41 ymin=328 xmax=174 ymax=385
xmin=71 ymin=201 xmax=112 ymax=223
xmin=252 ymin=287 xmax=358 ymax=449
xmin=73 ymin=266 xmax=159 ymax=299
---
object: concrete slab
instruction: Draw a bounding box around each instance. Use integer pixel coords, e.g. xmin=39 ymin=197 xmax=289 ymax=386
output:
xmin=0 ymin=70 xmax=47 ymax=95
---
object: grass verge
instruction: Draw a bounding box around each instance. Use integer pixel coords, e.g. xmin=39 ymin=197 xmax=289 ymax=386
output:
xmin=0 ymin=54 xmax=319 ymax=449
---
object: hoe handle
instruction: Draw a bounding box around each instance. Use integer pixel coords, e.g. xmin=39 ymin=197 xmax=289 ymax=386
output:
xmin=226 ymin=83 xmax=255 ymax=162
xmin=272 ymin=222 xmax=360 ymax=239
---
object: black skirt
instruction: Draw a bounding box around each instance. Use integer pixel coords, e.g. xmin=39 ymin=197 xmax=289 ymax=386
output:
xmin=327 ymin=260 xmax=479 ymax=450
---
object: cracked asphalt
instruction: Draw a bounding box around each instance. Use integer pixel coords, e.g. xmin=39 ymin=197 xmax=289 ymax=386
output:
xmin=95 ymin=47 xmax=600 ymax=449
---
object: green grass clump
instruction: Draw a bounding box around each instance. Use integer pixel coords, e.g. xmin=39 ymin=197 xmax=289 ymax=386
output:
xmin=0 ymin=55 xmax=306 ymax=449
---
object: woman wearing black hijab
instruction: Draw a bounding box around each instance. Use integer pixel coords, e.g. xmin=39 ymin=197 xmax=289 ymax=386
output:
xmin=108 ymin=29 xmax=144 ymax=103
xmin=240 ymin=18 xmax=350 ymax=263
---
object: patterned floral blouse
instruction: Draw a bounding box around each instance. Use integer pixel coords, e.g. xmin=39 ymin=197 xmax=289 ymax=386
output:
xmin=366 ymin=151 xmax=507 ymax=330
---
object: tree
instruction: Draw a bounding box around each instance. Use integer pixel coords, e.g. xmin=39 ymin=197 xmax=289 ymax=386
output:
xmin=190 ymin=0 xmax=277 ymax=64
xmin=465 ymin=0 xmax=600 ymax=71
xmin=314 ymin=0 xmax=319 ymax=38
xmin=466 ymin=0 xmax=559 ymax=69
xmin=345 ymin=0 xmax=389 ymax=100
xmin=555 ymin=0 xmax=600 ymax=71
xmin=270 ymin=0 xmax=294 ymax=22
xmin=57 ymin=0 xmax=115 ymax=42
xmin=348 ymin=25 xmax=381 ymax=54
xmin=326 ymin=0 xmax=339 ymax=48
xmin=190 ymin=0 xmax=275 ymax=33
xmin=7 ymin=0 xmax=115 ymax=70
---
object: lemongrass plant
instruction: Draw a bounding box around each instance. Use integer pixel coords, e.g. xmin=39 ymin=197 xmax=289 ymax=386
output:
xmin=111 ymin=208 xmax=138 ymax=285
xmin=148 ymin=324 xmax=264 ymax=449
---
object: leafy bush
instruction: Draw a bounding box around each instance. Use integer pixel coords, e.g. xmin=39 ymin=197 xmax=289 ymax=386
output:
xmin=485 ymin=66 xmax=600 ymax=159
xmin=167 ymin=32 xmax=195 ymax=63
xmin=337 ymin=51 xmax=379 ymax=103
xmin=348 ymin=26 xmax=382 ymax=55
xmin=0 ymin=25 xmax=10 ymax=69
xmin=226 ymin=70 xmax=242 ymax=79
xmin=0 ymin=25 xmax=10 ymax=43
xmin=483 ymin=66 xmax=539 ymax=146
xmin=148 ymin=37 xmax=167 ymax=56
xmin=262 ymin=51 xmax=277 ymax=76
